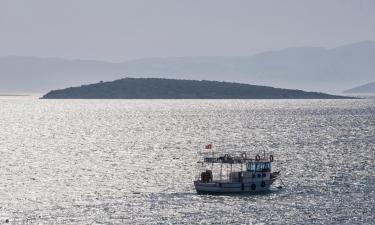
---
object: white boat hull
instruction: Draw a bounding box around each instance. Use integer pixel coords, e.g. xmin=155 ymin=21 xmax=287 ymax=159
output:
xmin=194 ymin=180 xmax=274 ymax=194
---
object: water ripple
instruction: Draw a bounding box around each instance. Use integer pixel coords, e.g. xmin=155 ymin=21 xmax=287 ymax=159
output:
xmin=0 ymin=98 xmax=374 ymax=224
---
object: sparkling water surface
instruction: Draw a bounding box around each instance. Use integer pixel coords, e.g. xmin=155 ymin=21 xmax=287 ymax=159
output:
xmin=0 ymin=96 xmax=374 ymax=224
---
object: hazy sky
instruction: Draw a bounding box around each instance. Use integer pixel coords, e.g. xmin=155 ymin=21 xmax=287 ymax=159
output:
xmin=1 ymin=0 xmax=374 ymax=62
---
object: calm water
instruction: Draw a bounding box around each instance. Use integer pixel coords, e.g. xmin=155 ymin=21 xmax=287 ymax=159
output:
xmin=0 ymin=96 xmax=374 ymax=224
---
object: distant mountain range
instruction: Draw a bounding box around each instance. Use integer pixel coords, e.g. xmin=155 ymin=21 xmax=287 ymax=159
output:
xmin=343 ymin=81 xmax=375 ymax=94
xmin=1 ymin=41 xmax=375 ymax=93
xmin=42 ymin=78 xmax=351 ymax=99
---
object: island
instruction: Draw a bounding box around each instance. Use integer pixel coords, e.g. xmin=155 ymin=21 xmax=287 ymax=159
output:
xmin=42 ymin=78 xmax=351 ymax=99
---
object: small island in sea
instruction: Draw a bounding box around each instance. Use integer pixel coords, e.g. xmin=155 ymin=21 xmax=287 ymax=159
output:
xmin=42 ymin=78 xmax=351 ymax=99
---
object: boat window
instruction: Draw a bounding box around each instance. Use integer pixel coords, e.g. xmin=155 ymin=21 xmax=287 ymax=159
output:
xmin=246 ymin=163 xmax=251 ymax=171
xmin=247 ymin=162 xmax=269 ymax=172
xmin=255 ymin=163 xmax=260 ymax=172
xmin=246 ymin=162 xmax=256 ymax=172
xmin=250 ymin=163 xmax=271 ymax=172
xmin=259 ymin=163 xmax=264 ymax=171
xmin=263 ymin=162 xmax=270 ymax=172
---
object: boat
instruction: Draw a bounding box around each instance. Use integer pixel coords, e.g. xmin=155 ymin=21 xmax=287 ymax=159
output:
xmin=194 ymin=146 xmax=280 ymax=194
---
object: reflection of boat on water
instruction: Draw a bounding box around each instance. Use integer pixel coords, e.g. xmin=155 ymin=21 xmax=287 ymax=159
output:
xmin=194 ymin=145 xmax=280 ymax=194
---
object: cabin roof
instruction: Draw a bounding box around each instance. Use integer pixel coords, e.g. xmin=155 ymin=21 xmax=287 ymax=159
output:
xmin=203 ymin=156 xmax=271 ymax=164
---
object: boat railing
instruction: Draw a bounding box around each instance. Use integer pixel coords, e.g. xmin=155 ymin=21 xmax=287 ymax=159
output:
xmin=200 ymin=152 xmax=274 ymax=164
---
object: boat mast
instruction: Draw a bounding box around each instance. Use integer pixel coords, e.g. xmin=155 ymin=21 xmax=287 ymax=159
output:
xmin=263 ymin=149 xmax=266 ymax=159
xmin=220 ymin=162 xmax=223 ymax=181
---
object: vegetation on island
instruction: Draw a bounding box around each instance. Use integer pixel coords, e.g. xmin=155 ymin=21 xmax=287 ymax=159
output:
xmin=42 ymin=78 xmax=352 ymax=99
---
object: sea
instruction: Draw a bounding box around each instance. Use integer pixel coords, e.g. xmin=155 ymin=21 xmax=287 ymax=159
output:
xmin=0 ymin=96 xmax=374 ymax=224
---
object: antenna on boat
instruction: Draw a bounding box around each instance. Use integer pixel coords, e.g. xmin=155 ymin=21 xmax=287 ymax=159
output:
xmin=263 ymin=149 xmax=266 ymax=159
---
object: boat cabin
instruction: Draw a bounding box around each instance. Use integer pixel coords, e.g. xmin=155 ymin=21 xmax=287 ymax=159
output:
xmin=197 ymin=153 xmax=274 ymax=184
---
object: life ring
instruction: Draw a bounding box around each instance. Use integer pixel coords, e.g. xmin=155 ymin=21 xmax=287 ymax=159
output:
xmin=241 ymin=152 xmax=247 ymax=159
xmin=255 ymin=154 xmax=260 ymax=161
xmin=269 ymin=155 xmax=274 ymax=162
xmin=251 ymin=183 xmax=256 ymax=190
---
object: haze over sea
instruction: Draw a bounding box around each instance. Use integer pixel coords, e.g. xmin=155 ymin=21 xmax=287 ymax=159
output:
xmin=0 ymin=96 xmax=374 ymax=224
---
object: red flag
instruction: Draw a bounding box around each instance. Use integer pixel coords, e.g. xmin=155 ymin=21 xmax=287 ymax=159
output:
xmin=205 ymin=144 xmax=213 ymax=149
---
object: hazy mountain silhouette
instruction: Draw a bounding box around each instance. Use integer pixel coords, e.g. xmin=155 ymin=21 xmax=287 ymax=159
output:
xmin=1 ymin=41 xmax=374 ymax=93
xmin=42 ymin=78 xmax=351 ymax=99
xmin=343 ymin=81 xmax=375 ymax=93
